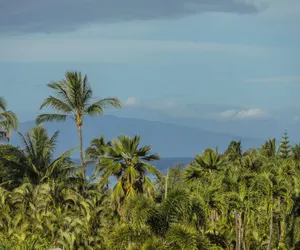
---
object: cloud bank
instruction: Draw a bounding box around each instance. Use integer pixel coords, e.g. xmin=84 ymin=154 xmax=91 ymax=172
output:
xmin=0 ymin=39 xmax=267 ymax=62
xmin=123 ymin=97 xmax=267 ymax=120
xmin=217 ymin=108 xmax=266 ymax=119
xmin=124 ymin=97 xmax=139 ymax=106
xmin=1 ymin=0 xmax=268 ymax=33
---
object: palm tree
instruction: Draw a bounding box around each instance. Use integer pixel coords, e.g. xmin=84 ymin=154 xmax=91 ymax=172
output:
xmin=223 ymin=169 xmax=256 ymax=250
xmin=189 ymin=148 xmax=226 ymax=174
xmin=85 ymin=136 xmax=111 ymax=184
xmin=98 ymin=135 xmax=161 ymax=207
xmin=225 ymin=140 xmax=243 ymax=164
xmin=35 ymin=71 xmax=121 ymax=178
xmin=2 ymin=126 xmax=74 ymax=185
xmin=260 ymin=138 xmax=277 ymax=158
xmin=21 ymin=126 xmax=75 ymax=184
xmin=184 ymin=149 xmax=226 ymax=238
xmin=0 ymin=97 xmax=18 ymax=142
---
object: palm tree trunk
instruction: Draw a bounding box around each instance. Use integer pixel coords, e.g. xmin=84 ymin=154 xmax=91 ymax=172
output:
xmin=77 ymin=125 xmax=85 ymax=178
xmin=7 ymin=129 xmax=11 ymax=143
xmin=241 ymin=212 xmax=246 ymax=250
xmin=276 ymin=197 xmax=281 ymax=249
xmin=235 ymin=212 xmax=241 ymax=250
xmin=287 ymin=195 xmax=298 ymax=248
xmin=267 ymin=197 xmax=273 ymax=250
xmin=165 ymin=167 xmax=169 ymax=199
xmin=289 ymin=212 xmax=296 ymax=247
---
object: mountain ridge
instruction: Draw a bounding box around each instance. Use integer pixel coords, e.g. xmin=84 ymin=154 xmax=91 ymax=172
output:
xmin=11 ymin=115 xmax=264 ymax=157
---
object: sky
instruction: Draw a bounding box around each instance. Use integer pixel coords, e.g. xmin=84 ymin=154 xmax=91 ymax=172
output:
xmin=0 ymin=0 xmax=300 ymax=126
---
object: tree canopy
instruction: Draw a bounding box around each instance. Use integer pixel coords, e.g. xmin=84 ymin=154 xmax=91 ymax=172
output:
xmin=1 ymin=83 xmax=300 ymax=249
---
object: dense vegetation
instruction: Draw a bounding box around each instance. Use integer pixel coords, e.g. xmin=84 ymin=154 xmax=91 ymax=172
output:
xmin=0 ymin=71 xmax=299 ymax=250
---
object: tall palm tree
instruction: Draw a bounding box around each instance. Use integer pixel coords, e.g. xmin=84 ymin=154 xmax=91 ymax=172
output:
xmin=184 ymin=149 xmax=226 ymax=238
xmin=98 ymin=135 xmax=161 ymax=206
xmin=0 ymin=97 xmax=18 ymax=142
xmin=35 ymin=71 xmax=121 ymax=178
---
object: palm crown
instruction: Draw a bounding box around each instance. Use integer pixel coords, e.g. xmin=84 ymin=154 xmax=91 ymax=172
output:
xmin=97 ymin=135 xmax=161 ymax=205
xmin=19 ymin=126 xmax=74 ymax=184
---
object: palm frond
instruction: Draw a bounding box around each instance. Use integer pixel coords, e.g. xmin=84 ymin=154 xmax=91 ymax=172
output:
xmin=36 ymin=114 xmax=68 ymax=124
xmin=0 ymin=97 xmax=7 ymax=110
xmin=0 ymin=111 xmax=18 ymax=129
xmin=85 ymin=97 xmax=121 ymax=115
xmin=40 ymin=96 xmax=73 ymax=113
xmin=41 ymin=148 xmax=76 ymax=182
xmin=47 ymin=81 xmax=75 ymax=109
xmin=0 ymin=131 xmax=7 ymax=141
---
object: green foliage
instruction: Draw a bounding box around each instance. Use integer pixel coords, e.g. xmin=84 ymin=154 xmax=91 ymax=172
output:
xmin=1 ymin=89 xmax=300 ymax=249
xmin=1 ymin=133 xmax=300 ymax=250
xmin=0 ymin=144 xmax=25 ymax=188
xmin=1 ymin=126 xmax=75 ymax=185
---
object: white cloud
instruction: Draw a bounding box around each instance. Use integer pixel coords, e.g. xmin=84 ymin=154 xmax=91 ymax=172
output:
xmin=219 ymin=109 xmax=239 ymax=117
xmin=123 ymin=98 xmax=268 ymax=121
xmin=218 ymin=108 xmax=266 ymax=119
xmin=246 ymin=76 xmax=300 ymax=84
xmin=124 ymin=97 xmax=139 ymax=106
xmin=294 ymin=115 xmax=300 ymax=121
xmin=0 ymin=39 xmax=268 ymax=62
xmin=123 ymin=98 xmax=205 ymax=118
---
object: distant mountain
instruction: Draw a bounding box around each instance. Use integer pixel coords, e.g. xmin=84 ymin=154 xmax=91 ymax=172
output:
xmin=113 ymin=105 xmax=300 ymax=141
xmin=11 ymin=115 xmax=264 ymax=157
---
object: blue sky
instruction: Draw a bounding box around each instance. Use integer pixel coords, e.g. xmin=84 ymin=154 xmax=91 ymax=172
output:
xmin=1 ymin=0 xmax=300 ymax=125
